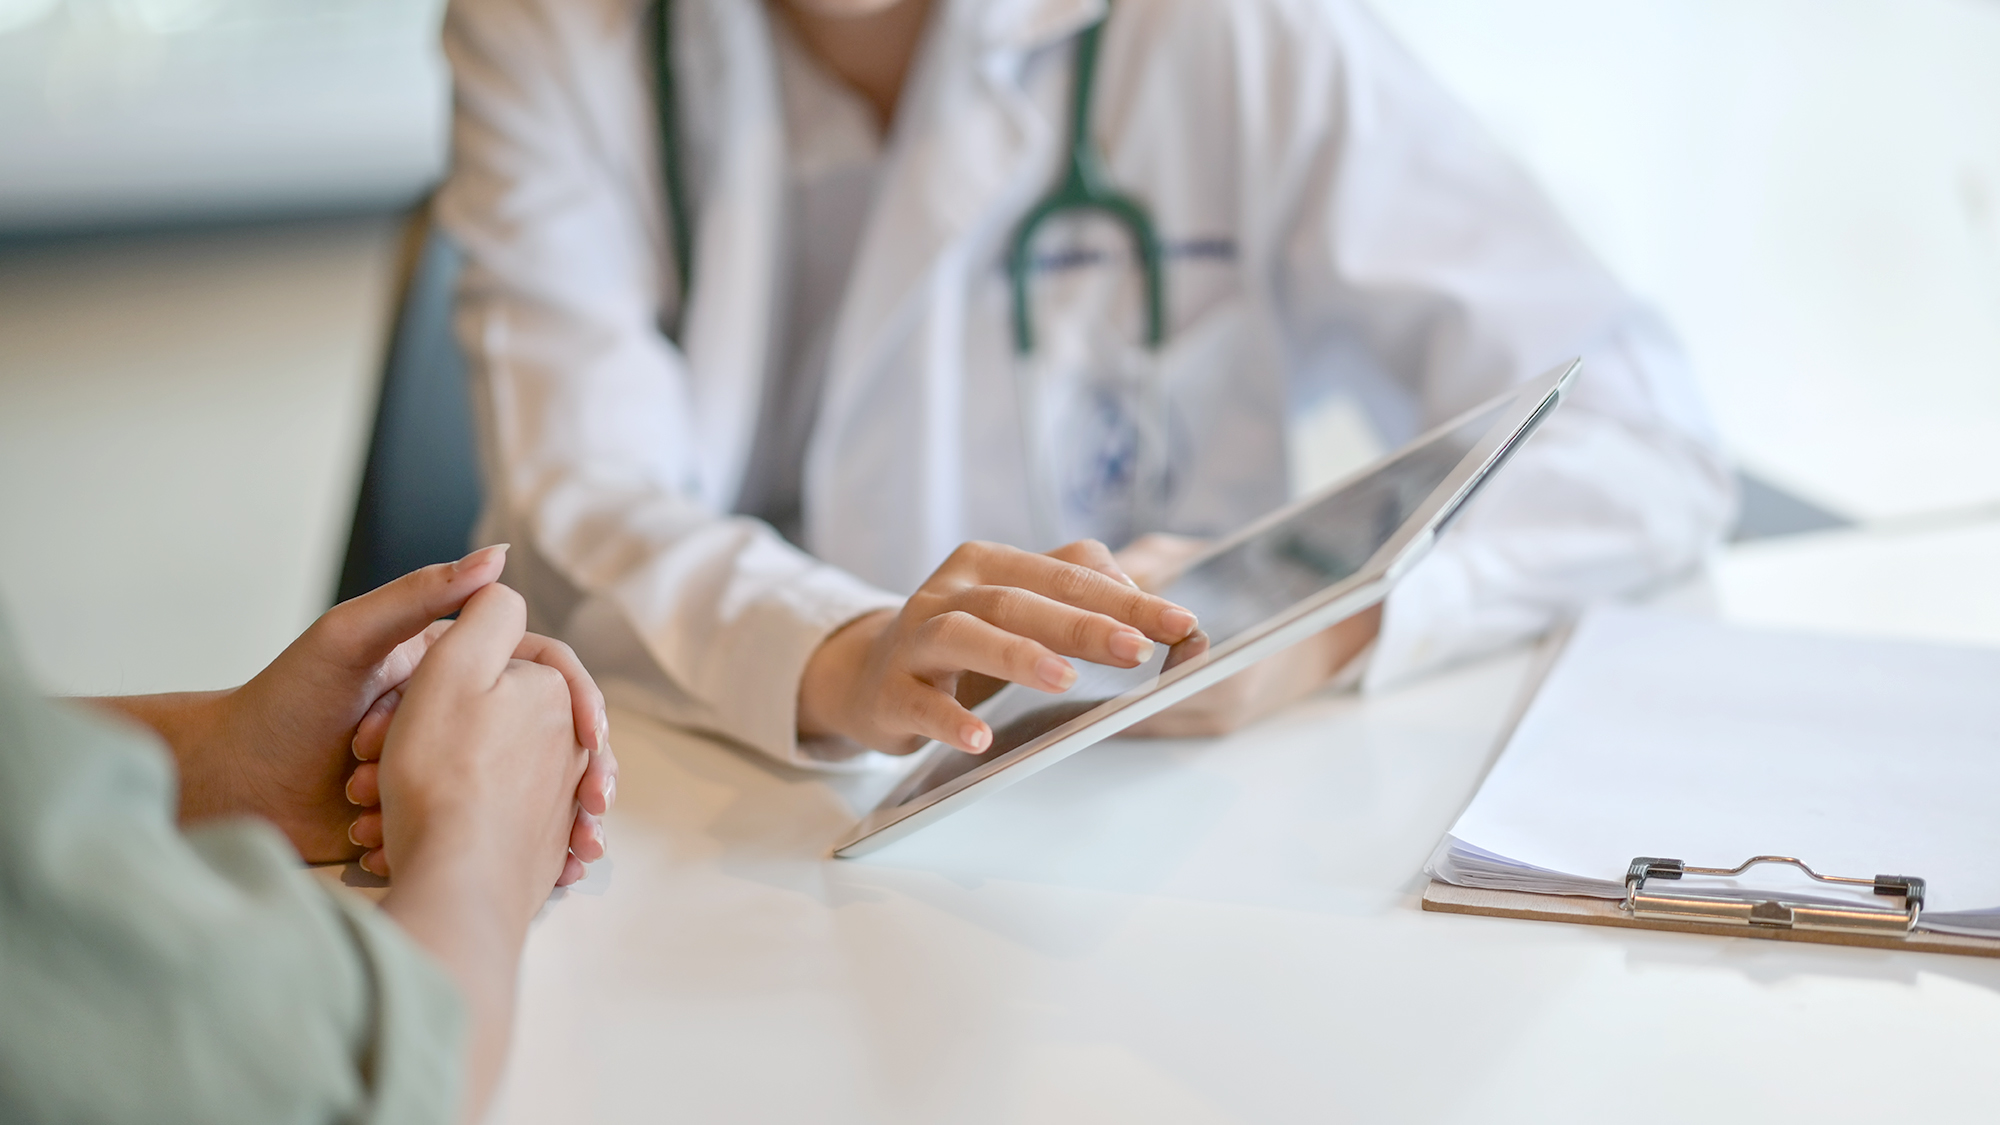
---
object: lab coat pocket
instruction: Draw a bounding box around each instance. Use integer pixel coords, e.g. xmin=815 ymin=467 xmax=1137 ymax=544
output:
xmin=1016 ymin=327 xmax=1169 ymax=552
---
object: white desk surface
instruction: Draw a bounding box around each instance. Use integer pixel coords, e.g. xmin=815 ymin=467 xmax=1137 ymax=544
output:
xmin=488 ymin=528 xmax=2000 ymax=1125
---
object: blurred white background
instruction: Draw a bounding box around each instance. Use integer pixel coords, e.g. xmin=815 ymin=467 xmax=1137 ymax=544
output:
xmin=1372 ymin=0 xmax=2000 ymax=523
xmin=0 ymin=0 xmax=446 ymax=227
xmin=0 ymin=0 xmax=1996 ymax=696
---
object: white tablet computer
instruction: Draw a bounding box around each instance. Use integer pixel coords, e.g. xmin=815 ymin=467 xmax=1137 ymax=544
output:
xmin=831 ymin=359 xmax=1579 ymax=858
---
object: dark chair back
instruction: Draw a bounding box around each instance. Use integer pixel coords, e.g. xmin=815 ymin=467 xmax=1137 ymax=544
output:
xmin=335 ymin=225 xmax=482 ymax=602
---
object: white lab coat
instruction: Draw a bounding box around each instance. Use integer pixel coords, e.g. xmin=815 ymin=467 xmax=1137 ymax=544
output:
xmin=437 ymin=0 xmax=1735 ymax=767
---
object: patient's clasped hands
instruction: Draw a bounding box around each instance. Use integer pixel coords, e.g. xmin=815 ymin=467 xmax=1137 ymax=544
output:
xmin=334 ymin=546 xmax=616 ymax=885
xmin=109 ymin=544 xmax=616 ymax=889
xmin=68 ymin=545 xmax=619 ymax=1124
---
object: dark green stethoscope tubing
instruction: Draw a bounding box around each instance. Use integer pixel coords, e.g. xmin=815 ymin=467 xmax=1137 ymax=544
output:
xmin=654 ymin=0 xmax=695 ymax=342
xmin=651 ymin=1 xmax=1163 ymax=356
xmin=1005 ymin=15 xmax=1165 ymax=355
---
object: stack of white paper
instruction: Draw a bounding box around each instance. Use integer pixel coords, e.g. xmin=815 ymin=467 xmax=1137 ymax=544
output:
xmin=1428 ymin=607 xmax=2000 ymax=937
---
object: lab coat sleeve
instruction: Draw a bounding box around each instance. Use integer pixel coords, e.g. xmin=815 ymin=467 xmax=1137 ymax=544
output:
xmin=1255 ymin=0 xmax=1736 ymax=686
xmin=0 ymin=627 xmax=464 ymax=1125
xmin=436 ymin=0 xmax=901 ymax=766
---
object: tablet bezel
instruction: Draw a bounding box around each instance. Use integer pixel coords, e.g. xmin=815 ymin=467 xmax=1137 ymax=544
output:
xmin=830 ymin=359 xmax=1579 ymax=858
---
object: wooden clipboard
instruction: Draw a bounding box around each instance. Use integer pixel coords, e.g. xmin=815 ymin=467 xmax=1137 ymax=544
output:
xmin=1422 ymin=880 xmax=2000 ymax=959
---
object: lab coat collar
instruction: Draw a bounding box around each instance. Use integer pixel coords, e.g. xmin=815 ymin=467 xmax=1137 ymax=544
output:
xmin=805 ymin=0 xmax=1087 ymax=581
xmin=976 ymin=0 xmax=1106 ymax=53
xmin=669 ymin=0 xmax=1097 ymax=519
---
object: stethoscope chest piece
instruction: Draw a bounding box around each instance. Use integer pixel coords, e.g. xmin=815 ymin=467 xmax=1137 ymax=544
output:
xmin=1006 ymin=10 xmax=1174 ymax=549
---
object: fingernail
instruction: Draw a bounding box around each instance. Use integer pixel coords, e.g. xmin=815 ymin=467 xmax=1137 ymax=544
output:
xmin=360 ymin=851 xmax=387 ymax=877
xmin=606 ymin=775 xmax=617 ymax=808
xmin=347 ymin=820 xmax=365 ymax=846
xmin=593 ymin=712 xmax=610 ymax=756
xmin=452 ymin=543 xmax=510 ymax=574
xmin=1161 ymin=608 xmax=1198 ymax=641
xmin=594 ymin=822 xmax=607 ymax=852
xmin=1036 ymin=656 xmax=1077 ymax=691
xmin=963 ymin=724 xmax=991 ymax=753
xmin=1108 ymin=630 xmax=1155 ymax=665
xmin=344 ymin=774 xmax=363 ymax=805
xmin=1116 ymin=569 xmax=1140 ymax=589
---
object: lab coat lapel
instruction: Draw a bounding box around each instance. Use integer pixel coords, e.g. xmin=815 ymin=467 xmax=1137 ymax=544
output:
xmin=806 ymin=0 xmax=1106 ymax=589
xmin=676 ymin=0 xmax=786 ymax=513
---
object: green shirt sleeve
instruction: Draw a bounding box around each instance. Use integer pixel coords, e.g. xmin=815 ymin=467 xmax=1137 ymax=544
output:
xmin=0 ymin=616 xmax=466 ymax=1125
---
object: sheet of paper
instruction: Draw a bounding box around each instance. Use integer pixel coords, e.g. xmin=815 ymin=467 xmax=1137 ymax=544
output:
xmin=1445 ymin=607 xmax=2000 ymax=914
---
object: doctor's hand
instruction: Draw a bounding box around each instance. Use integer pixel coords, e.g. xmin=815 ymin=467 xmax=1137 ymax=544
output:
xmin=797 ymin=540 xmax=1200 ymax=756
xmin=1113 ymin=533 xmax=1383 ymax=738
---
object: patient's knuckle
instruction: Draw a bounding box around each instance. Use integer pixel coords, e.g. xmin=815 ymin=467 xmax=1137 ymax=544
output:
xmin=541 ymin=636 xmax=581 ymax=669
xmin=312 ymin=610 xmax=365 ymax=658
xmin=517 ymin=660 xmax=568 ymax=704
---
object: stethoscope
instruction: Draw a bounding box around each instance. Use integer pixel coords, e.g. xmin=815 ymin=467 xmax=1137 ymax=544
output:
xmin=652 ymin=1 xmax=1171 ymax=544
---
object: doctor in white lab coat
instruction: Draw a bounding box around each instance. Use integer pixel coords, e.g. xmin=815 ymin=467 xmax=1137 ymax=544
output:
xmin=436 ymin=0 xmax=1734 ymax=768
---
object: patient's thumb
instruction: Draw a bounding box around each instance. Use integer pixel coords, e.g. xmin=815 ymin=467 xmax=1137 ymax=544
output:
xmin=315 ymin=544 xmax=510 ymax=664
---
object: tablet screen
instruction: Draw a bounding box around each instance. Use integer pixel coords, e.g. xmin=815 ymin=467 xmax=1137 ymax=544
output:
xmin=888 ymin=400 xmax=1507 ymax=803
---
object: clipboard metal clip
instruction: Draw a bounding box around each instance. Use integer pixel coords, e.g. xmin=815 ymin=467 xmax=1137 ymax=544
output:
xmin=1624 ymin=856 xmax=1925 ymax=936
